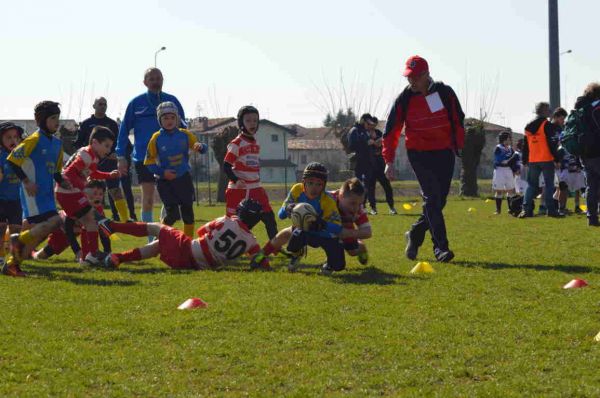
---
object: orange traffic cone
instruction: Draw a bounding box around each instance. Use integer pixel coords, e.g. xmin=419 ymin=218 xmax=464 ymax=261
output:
xmin=563 ymin=279 xmax=588 ymax=289
xmin=177 ymin=298 xmax=208 ymax=310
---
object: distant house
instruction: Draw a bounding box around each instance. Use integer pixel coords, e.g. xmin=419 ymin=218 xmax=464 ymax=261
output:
xmin=188 ymin=117 xmax=297 ymax=184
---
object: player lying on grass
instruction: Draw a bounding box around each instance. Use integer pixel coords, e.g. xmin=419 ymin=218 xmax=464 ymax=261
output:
xmin=33 ymin=180 xmax=111 ymax=261
xmin=98 ymin=199 xmax=266 ymax=270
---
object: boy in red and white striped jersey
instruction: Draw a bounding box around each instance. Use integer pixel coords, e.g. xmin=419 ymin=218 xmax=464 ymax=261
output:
xmin=223 ymin=105 xmax=278 ymax=240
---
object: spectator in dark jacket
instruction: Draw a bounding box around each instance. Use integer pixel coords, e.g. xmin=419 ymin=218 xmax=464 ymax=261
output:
xmin=348 ymin=113 xmax=377 ymax=213
xmin=519 ymin=102 xmax=562 ymax=218
xmin=366 ymin=118 xmax=396 ymax=214
xmin=574 ymin=83 xmax=600 ymax=225
xmin=383 ymin=55 xmax=465 ymax=263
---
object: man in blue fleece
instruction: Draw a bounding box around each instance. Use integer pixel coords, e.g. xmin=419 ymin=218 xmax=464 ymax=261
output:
xmin=115 ymin=68 xmax=186 ymax=235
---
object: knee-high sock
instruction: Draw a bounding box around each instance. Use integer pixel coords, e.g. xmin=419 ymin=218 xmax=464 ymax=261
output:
xmin=116 ymin=248 xmax=142 ymax=263
xmin=114 ymin=199 xmax=130 ymax=222
xmin=82 ymin=231 xmax=98 ymax=258
xmin=142 ymin=210 xmax=154 ymax=243
xmin=183 ymin=224 xmax=194 ymax=238
xmin=109 ymin=222 xmax=148 ymax=237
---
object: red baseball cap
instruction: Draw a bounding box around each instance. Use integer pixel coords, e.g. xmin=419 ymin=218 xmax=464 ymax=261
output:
xmin=402 ymin=55 xmax=429 ymax=77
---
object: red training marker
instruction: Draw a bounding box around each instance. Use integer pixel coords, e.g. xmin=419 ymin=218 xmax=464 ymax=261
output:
xmin=563 ymin=279 xmax=588 ymax=289
xmin=177 ymin=298 xmax=208 ymax=310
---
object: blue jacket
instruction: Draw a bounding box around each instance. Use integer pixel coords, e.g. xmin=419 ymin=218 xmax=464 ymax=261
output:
xmin=116 ymin=91 xmax=186 ymax=162
xmin=144 ymin=128 xmax=207 ymax=178
xmin=0 ymin=149 xmax=20 ymax=201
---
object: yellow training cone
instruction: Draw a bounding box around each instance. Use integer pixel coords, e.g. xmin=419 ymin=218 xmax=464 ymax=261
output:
xmin=402 ymin=203 xmax=413 ymax=210
xmin=485 ymin=199 xmax=491 ymax=203
xmin=595 ymin=331 xmax=600 ymax=342
xmin=468 ymin=207 xmax=477 ymax=212
xmin=410 ymin=261 xmax=434 ymax=274
xmin=580 ymin=205 xmax=588 ymax=212
xmin=110 ymin=233 xmax=121 ymax=242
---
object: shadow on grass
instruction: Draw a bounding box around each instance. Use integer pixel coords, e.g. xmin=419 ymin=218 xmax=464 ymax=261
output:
xmin=25 ymin=264 xmax=140 ymax=286
xmin=331 ymin=266 xmax=407 ymax=285
xmin=453 ymin=260 xmax=596 ymax=274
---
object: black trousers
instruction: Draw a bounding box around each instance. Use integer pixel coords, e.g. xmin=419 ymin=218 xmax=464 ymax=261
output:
xmin=407 ymin=149 xmax=455 ymax=252
xmin=366 ymin=158 xmax=395 ymax=210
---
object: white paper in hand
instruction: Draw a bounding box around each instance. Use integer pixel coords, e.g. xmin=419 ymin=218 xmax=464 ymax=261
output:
xmin=425 ymin=92 xmax=444 ymax=113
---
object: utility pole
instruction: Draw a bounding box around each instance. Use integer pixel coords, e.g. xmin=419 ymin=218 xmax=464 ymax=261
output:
xmin=548 ymin=0 xmax=560 ymax=110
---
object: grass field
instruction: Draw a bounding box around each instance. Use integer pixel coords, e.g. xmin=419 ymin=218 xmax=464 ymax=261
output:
xmin=2 ymin=197 xmax=600 ymax=397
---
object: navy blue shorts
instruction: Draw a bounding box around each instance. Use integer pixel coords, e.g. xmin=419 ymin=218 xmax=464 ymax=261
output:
xmin=27 ymin=210 xmax=59 ymax=224
xmin=287 ymin=229 xmax=346 ymax=271
xmin=0 ymin=199 xmax=22 ymax=225
xmin=156 ymin=172 xmax=195 ymax=206
xmin=135 ymin=161 xmax=156 ymax=184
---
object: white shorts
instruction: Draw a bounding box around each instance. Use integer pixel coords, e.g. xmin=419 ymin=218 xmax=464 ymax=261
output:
xmin=492 ymin=167 xmax=515 ymax=190
xmin=559 ymin=170 xmax=586 ymax=191
xmin=539 ymin=173 xmax=559 ymax=188
xmin=515 ymin=176 xmax=527 ymax=194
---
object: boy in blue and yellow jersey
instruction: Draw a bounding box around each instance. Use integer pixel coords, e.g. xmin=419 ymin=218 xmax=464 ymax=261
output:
xmin=3 ymin=101 xmax=72 ymax=277
xmin=254 ymin=162 xmax=344 ymax=275
xmin=144 ymin=102 xmax=207 ymax=237
xmin=0 ymin=122 xmax=24 ymax=268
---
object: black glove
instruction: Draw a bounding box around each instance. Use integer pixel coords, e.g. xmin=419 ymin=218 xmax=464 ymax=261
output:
xmin=285 ymin=203 xmax=295 ymax=217
xmin=309 ymin=217 xmax=327 ymax=232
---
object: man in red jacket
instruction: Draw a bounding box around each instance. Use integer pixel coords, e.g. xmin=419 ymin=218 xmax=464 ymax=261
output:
xmin=383 ymin=55 xmax=465 ymax=262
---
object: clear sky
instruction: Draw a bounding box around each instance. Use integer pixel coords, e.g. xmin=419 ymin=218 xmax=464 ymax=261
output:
xmin=1 ymin=0 xmax=598 ymax=132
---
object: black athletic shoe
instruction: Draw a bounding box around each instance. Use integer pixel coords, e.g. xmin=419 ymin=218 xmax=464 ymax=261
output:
xmin=434 ymin=249 xmax=455 ymax=263
xmin=404 ymin=231 xmax=418 ymax=260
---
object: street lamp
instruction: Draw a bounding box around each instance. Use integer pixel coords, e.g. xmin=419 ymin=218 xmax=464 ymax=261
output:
xmin=154 ymin=46 xmax=166 ymax=67
xmin=560 ymin=49 xmax=572 ymax=56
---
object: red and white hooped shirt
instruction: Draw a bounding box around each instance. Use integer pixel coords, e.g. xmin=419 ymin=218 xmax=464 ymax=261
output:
xmin=329 ymin=190 xmax=371 ymax=230
xmin=224 ymin=134 xmax=261 ymax=189
xmin=191 ymin=215 xmax=260 ymax=268
xmin=56 ymin=146 xmax=114 ymax=194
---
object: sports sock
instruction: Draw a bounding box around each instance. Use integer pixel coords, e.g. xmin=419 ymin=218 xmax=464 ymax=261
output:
xmin=84 ymin=231 xmax=99 ymax=257
xmin=114 ymin=199 xmax=130 ymax=221
xmin=495 ymin=198 xmax=502 ymax=213
xmin=142 ymin=210 xmax=154 ymax=243
xmin=19 ymin=230 xmax=35 ymax=245
xmin=109 ymin=222 xmax=148 ymax=237
xmin=183 ymin=223 xmax=194 ymax=238
xmin=262 ymin=241 xmax=278 ymax=256
xmin=116 ymin=248 xmax=142 ymax=263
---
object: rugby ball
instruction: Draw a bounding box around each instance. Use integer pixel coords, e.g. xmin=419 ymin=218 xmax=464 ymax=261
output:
xmin=290 ymin=203 xmax=318 ymax=231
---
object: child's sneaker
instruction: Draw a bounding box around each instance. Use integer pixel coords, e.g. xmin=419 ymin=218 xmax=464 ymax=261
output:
xmin=80 ymin=253 xmax=104 ymax=267
xmin=287 ymin=254 xmax=301 ymax=273
xmin=2 ymin=257 xmax=26 ymax=277
xmin=320 ymin=263 xmax=334 ymax=276
xmin=104 ymin=253 xmax=120 ymax=269
xmin=389 ymin=208 xmax=398 ymax=215
xmin=9 ymin=233 xmax=24 ymax=262
xmin=357 ymin=251 xmax=369 ymax=265
xmin=369 ymin=208 xmax=378 ymax=216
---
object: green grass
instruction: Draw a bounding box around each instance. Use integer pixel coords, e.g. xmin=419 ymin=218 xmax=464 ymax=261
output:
xmin=2 ymin=197 xmax=600 ymax=397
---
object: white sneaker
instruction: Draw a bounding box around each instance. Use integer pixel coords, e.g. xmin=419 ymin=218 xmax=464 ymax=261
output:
xmin=80 ymin=253 xmax=102 ymax=266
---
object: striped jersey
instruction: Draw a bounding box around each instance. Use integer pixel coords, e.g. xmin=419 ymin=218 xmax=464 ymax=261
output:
xmin=57 ymin=146 xmax=114 ymax=194
xmin=328 ymin=189 xmax=370 ymax=230
xmin=224 ymin=134 xmax=261 ymax=189
xmin=192 ymin=215 xmax=260 ymax=267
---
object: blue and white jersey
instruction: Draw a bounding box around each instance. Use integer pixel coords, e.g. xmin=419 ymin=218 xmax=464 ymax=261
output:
xmin=7 ymin=130 xmax=63 ymax=218
xmin=494 ymin=144 xmax=515 ymax=168
xmin=558 ymin=146 xmax=582 ymax=172
xmin=0 ymin=149 xmax=21 ymax=201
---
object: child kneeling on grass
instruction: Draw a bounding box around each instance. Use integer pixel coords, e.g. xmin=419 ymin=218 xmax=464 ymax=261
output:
xmin=252 ymin=162 xmax=344 ymax=275
xmin=99 ymin=199 xmax=265 ymax=270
